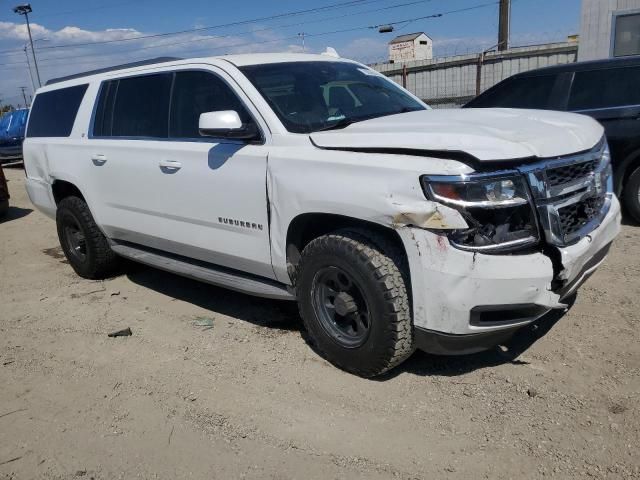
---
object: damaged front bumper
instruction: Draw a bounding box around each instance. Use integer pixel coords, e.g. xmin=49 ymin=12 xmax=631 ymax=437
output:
xmin=397 ymin=195 xmax=621 ymax=355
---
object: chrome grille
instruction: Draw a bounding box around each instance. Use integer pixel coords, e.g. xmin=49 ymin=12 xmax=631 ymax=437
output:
xmin=558 ymin=196 xmax=606 ymax=238
xmin=520 ymin=141 xmax=611 ymax=246
xmin=546 ymin=159 xmax=600 ymax=187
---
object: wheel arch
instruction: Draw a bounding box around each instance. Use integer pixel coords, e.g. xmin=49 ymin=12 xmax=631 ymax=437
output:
xmin=51 ymin=178 xmax=86 ymax=205
xmin=284 ymin=212 xmax=409 ymax=284
xmin=616 ymin=148 xmax=640 ymax=196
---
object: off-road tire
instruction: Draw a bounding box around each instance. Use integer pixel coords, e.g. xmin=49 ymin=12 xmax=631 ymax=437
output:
xmin=623 ymin=165 xmax=640 ymax=224
xmin=296 ymin=229 xmax=414 ymax=377
xmin=0 ymin=199 xmax=8 ymax=218
xmin=56 ymin=196 xmax=120 ymax=279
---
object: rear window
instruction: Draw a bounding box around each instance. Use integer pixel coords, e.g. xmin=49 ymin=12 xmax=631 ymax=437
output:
xmin=468 ymin=75 xmax=557 ymax=109
xmin=568 ymin=66 xmax=640 ymax=111
xmin=26 ymin=84 xmax=88 ymax=137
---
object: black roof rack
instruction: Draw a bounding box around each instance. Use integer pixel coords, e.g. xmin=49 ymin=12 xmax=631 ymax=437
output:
xmin=45 ymin=57 xmax=182 ymax=85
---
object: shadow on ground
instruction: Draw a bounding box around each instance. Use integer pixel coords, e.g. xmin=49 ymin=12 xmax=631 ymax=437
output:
xmin=125 ymin=263 xmax=299 ymax=332
xmin=0 ymin=206 xmax=32 ymax=223
xmin=125 ymin=262 xmax=574 ymax=379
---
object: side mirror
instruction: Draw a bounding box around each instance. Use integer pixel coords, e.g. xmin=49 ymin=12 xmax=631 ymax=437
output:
xmin=198 ymin=111 xmax=259 ymax=140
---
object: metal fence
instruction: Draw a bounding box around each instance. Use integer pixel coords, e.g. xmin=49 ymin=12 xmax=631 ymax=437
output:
xmin=370 ymin=42 xmax=578 ymax=108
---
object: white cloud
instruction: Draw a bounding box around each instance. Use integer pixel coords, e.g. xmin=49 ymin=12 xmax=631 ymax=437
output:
xmin=0 ymin=20 xmax=304 ymax=104
xmin=338 ymin=37 xmax=388 ymax=64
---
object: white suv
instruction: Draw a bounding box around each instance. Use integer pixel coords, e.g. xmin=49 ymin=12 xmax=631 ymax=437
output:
xmin=24 ymin=54 xmax=621 ymax=377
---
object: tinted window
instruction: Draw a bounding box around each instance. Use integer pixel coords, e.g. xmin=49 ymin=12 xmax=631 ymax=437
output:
xmin=568 ymin=66 xmax=640 ymax=110
xmin=26 ymin=84 xmax=88 ymax=137
xmin=613 ymin=13 xmax=640 ymax=57
xmin=111 ymin=73 xmax=172 ymax=138
xmin=169 ymin=71 xmax=253 ymax=138
xmin=93 ymin=81 xmax=117 ymax=137
xmin=468 ymin=75 xmax=557 ymax=109
xmin=240 ymin=62 xmax=425 ymax=133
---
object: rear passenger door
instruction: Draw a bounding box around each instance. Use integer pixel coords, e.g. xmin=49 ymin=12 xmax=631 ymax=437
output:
xmin=86 ymin=67 xmax=274 ymax=279
xmin=567 ymin=65 xmax=640 ymax=182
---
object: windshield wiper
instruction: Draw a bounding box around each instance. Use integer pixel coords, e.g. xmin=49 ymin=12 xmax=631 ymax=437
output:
xmin=315 ymin=107 xmax=424 ymax=133
xmin=315 ymin=117 xmax=357 ymax=132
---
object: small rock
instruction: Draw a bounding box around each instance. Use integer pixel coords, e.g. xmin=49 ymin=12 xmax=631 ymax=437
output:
xmin=527 ymin=387 xmax=538 ymax=398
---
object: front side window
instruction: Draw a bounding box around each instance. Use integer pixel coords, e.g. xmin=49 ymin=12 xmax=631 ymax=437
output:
xmin=26 ymin=84 xmax=88 ymax=138
xmin=169 ymin=71 xmax=253 ymax=138
xmin=240 ymin=61 xmax=425 ymax=133
xmin=111 ymin=73 xmax=172 ymax=138
xmin=468 ymin=75 xmax=557 ymax=109
xmin=613 ymin=12 xmax=640 ymax=57
xmin=568 ymin=66 xmax=640 ymax=110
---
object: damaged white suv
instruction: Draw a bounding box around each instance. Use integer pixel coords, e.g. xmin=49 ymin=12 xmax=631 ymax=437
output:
xmin=24 ymin=54 xmax=621 ymax=377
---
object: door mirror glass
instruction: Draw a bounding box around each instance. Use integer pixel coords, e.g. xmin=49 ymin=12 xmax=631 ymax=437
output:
xmin=199 ymin=111 xmax=258 ymax=140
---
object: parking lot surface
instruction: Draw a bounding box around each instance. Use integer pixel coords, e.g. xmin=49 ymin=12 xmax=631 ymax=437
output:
xmin=1 ymin=167 xmax=639 ymax=479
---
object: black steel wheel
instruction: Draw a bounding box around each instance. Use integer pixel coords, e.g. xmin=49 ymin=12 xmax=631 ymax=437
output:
xmin=56 ymin=196 xmax=120 ymax=279
xmin=297 ymin=229 xmax=414 ymax=377
xmin=312 ymin=265 xmax=372 ymax=348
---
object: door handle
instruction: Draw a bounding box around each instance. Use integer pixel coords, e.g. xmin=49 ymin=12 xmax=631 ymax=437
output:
xmin=91 ymin=154 xmax=107 ymax=165
xmin=159 ymin=160 xmax=182 ymax=172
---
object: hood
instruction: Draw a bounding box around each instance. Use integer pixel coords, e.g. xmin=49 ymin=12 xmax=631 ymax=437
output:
xmin=310 ymin=108 xmax=604 ymax=163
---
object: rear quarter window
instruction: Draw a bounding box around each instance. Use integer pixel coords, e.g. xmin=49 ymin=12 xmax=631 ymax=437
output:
xmin=568 ymin=66 xmax=640 ymax=111
xmin=26 ymin=84 xmax=88 ymax=138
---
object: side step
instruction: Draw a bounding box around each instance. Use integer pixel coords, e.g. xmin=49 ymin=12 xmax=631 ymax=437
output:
xmin=110 ymin=242 xmax=295 ymax=301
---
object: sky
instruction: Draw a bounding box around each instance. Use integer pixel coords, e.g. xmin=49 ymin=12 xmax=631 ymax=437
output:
xmin=0 ymin=0 xmax=582 ymax=106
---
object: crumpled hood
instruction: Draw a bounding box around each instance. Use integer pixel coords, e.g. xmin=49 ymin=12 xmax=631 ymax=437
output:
xmin=310 ymin=108 xmax=604 ymax=162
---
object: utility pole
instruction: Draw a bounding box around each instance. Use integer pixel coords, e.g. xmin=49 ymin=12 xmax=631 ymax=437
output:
xmin=20 ymin=86 xmax=28 ymax=107
xmin=24 ymin=45 xmax=36 ymax=91
xmin=13 ymin=4 xmax=41 ymax=88
xmin=498 ymin=0 xmax=510 ymax=51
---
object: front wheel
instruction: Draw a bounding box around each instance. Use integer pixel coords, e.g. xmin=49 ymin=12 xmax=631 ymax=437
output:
xmin=296 ymin=229 xmax=414 ymax=377
xmin=623 ymin=165 xmax=640 ymax=223
xmin=56 ymin=196 xmax=120 ymax=279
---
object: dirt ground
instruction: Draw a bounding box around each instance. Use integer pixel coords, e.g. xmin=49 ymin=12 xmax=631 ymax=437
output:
xmin=1 ymin=166 xmax=639 ymax=480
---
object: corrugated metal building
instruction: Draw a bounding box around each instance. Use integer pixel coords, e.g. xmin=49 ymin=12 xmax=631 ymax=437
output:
xmin=579 ymin=0 xmax=640 ymax=60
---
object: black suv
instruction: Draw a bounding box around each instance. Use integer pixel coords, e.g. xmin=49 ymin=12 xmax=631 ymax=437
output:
xmin=465 ymin=56 xmax=640 ymax=223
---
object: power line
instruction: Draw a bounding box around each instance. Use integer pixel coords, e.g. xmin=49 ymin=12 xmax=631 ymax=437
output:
xmin=0 ymin=0 xmax=377 ymax=55
xmin=0 ymin=0 xmax=426 ymax=59
xmin=0 ymin=0 xmax=496 ymax=68
xmin=14 ymin=0 xmax=437 ymax=66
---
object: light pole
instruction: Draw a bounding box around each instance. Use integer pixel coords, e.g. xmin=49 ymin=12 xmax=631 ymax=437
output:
xmin=24 ymin=38 xmax=47 ymax=92
xmin=20 ymin=86 xmax=28 ymax=107
xmin=13 ymin=4 xmax=41 ymax=88
xmin=24 ymin=45 xmax=35 ymax=91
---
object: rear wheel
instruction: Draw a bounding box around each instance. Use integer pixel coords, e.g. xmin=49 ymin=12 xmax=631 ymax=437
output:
xmin=0 ymin=199 xmax=8 ymax=218
xmin=623 ymin=165 xmax=640 ymax=224
xmin=56 ymin=196 xmax=120 ymax=279
xmin=296 ymin=229 xmax=414 ymax=377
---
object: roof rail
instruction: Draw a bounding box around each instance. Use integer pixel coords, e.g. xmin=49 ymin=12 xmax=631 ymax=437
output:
xmin=45 ymin=57 xmax=182 ymax=86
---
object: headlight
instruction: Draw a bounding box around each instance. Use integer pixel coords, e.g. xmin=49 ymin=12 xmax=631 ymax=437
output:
xmin=422 ymin=173 xmax=540 ymax=253
xmin=602 ymin=141 xmax=613 ymax=194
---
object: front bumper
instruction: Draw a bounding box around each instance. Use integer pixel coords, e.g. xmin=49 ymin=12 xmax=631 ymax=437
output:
xmin=398 ymin=195 xmax=621 ymax=352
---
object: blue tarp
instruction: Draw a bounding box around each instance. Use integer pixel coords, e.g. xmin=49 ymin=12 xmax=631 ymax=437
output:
xmin=0 ymin=109 xmax=28 ymax=140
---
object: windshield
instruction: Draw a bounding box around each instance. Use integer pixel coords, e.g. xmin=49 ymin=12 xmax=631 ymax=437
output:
xmin=240 ymin=61 xmax=426 ymax=134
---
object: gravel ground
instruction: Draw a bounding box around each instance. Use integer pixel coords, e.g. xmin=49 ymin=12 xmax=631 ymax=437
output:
xmin=1 ymin=166 xmax=639 ymax=479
